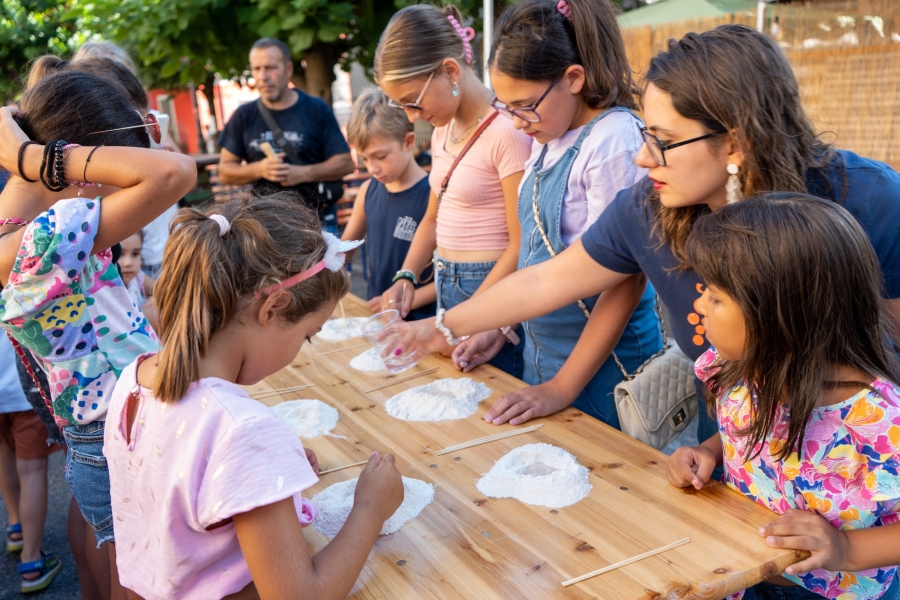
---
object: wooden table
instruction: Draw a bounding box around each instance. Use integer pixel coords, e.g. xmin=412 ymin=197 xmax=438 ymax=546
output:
xmin=246 ymin=295 xmax=803 ymax=599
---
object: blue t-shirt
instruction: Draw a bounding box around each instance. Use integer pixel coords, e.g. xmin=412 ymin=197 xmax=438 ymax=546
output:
xmin=581 ymin=149 xmax=900 ymax=362
xmin=217 ymin=90 xmax=349 ymax=196
xmin=364 ymin=177 xmax=435 ymax=321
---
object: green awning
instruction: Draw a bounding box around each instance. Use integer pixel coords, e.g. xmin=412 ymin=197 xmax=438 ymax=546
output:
xmin=618 ymin=0 xmax=759 ymax=28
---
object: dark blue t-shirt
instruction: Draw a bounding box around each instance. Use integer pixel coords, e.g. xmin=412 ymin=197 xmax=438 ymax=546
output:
xmin=217 ymin=90 xmax=349 ymax=196
xmin=581 ymin=149 xmax=900 ymax=363
xmin=364 ymin=177 xmax=435 ymax=321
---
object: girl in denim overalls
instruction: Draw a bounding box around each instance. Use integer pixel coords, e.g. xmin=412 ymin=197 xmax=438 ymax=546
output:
xmin=452 ymin=0 xmax=663 ymax=428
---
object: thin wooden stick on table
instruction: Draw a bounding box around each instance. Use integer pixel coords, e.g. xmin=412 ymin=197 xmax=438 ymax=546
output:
xmin=561 ymin=538 xmax=691 ymax=587
xmin=434 ymin=424 xmax=544 ymax=455
xmin=316 ymin=342 xmax=370 ymax=356
xmin=363 ymin=367 xmax=439 ymax=393
xmin=250 ymin=384 xmax=316 ymax=399
xmin=319 ymin=447 xmax=393 ymax=475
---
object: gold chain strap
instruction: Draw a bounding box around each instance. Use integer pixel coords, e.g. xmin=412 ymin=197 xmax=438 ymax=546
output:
xmin=530 ymin=172 xmax=668 ymax=381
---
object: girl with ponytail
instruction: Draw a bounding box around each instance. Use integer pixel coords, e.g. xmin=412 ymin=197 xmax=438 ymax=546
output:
xmin=375 ymin=4 xmax=532 ymax=378
xmin=104 ymin=194 xmax=403 ymax=599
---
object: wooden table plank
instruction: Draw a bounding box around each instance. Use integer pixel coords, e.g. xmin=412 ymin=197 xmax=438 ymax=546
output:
xmin=246 ymin=295 xmax=802 ymax=599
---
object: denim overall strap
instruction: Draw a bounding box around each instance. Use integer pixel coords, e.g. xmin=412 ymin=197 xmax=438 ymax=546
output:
xmin=516 ymin=107 xmax=661 ymax=426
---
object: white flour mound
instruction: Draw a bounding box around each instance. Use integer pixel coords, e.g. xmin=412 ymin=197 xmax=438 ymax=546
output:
xmin=312 ymin=476 xmax=435 ymax=537
xmin=476 ymin=443 xmax=591 ymax=508
xmin=349 ymin=347 xmax=385 ymax=372
xmin=316 ymin=317 xmax=368 ymax=341
xmin=269 ymin=400 xmax=339 ymax=438
xmin=385 ymin=378 xmax=492 ymax=421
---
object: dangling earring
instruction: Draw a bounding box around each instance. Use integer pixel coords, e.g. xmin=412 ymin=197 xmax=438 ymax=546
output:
xmin=452 ymin=81 xmax=460 ymax=97
xmin=726 ymin=163 xmax=743 ymax=204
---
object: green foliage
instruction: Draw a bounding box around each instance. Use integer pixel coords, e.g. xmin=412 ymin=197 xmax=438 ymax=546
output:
xmin=0 ymin=0 xmax=87 ymax=100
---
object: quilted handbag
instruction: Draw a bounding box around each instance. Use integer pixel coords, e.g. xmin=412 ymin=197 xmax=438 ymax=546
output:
xmin=613 ymin=341 xmax=698 ymax=450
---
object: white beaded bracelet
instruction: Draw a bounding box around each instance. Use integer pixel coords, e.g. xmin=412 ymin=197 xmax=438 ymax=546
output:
xmin=435 ymin=308 xmax=460 ymax=346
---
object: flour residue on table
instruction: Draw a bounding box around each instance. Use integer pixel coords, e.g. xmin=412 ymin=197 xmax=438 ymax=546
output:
xmin=316 ymin=317 xmax=368 ymax=341
xmin=476 ymin=443 xmax=591 ymax=508
xmin=311 ymin=476 xmax=435 ymax=537
xmin=269 ymin=399 xmax=339 ymax=438
xmin=349 ymin=347 xmax=385 ymax=372
xmin=385 ymin=378 xmax=492 ymax=421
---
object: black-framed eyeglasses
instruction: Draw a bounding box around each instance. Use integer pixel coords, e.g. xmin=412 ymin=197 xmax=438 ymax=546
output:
xmin=638 ymin=125 xmax=721 ymax=167
xmin=387 ymin=71 xmax=436 ymax=113
xmin=491 ymin=76 xmax=562 ymax=123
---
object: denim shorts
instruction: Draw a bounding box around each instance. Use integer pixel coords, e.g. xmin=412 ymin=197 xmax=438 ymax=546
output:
xmin=435 ymin=254 xmax=523 ymax=379
xmin=745 ymin=573 xmax=900 ymax=600
xmin=63 ymin=421 xmax=114 ymax=546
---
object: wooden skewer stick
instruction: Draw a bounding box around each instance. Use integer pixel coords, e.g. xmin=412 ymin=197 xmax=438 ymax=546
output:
xmin=434 ymin=424 xmax=544 ymax=455
xmin=319 ymin=447 xmax=393 ymax=475
xmin=250 ymin=384 xmax=316 ymax=399
xmin=316 ymin=342 xmax=371 ymax=356
xmin=363 ymin=367 xmax=439 ymax=394
xmin=560 ymin=538 xmax=691 ymax=587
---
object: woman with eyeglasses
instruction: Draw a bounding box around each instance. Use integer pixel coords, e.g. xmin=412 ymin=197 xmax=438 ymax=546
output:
xmin=436 ymin=0 xmax=662 ymax=429
xmin=0 ymin=70 xmax=194 ymax=598
xmin=374 ymin=3 xmax=532 ymax=377
xmin=388 ymin=26 xmax=900 ymax=436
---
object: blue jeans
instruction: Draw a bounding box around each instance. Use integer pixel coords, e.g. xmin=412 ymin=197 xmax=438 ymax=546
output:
xmin=744 ymin=573 xmax=899 ymax=600
xmin=63 ymin=421 xmax=114 ymax=546
xmin=435 ymin=254 xmax=524 ymax=380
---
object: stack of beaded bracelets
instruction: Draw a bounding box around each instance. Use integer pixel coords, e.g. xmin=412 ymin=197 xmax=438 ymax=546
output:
xmin=39 ymin=140 xmax=70 ymax=192
xmin=392 ymin=269 xmax=418 ymax=286
xmin=435 ymin=308 xmax=460 ymax=346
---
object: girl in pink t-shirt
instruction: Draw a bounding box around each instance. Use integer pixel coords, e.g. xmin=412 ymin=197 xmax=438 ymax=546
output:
xmin=105 ymin=194 xmax=403 ymax=599
xmin=667 ymin=195 xmax=900 ymax=600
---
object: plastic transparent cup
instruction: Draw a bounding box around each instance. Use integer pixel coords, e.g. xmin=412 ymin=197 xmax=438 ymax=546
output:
xmin=361 ymin=310 xmax=424 ymax=374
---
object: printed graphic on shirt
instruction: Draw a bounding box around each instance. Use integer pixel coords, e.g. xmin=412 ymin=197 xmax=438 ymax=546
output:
xmin=248 ymin=131 xmax=305 ymax=157
xmin=393 ymin=216 xmax=418 ymax=242
xmin=688 ymin=282 xmax=709 ymax=347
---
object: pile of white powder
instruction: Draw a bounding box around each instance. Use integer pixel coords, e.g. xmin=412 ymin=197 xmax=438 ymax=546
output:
xmin=349 ymin=347 xmax=385 ymax=372
xmin=385 ymin=378 xmax=492 ymax=421
xmin=312 ymin=476 xmax=435 ymax=537
xmin=476 ymin=443 xmax=591 ymax=508
xmin=316 ymin=317 xmax=368 ymax=341
xmin=269 ymin=400 xmax=339 ymax=438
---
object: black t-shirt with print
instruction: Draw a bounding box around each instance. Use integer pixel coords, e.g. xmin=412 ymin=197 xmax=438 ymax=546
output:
xmin=218 ymin=89 xmax=350 ymax=198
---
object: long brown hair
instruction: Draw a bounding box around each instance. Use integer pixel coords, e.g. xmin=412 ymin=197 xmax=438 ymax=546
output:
xmin=153 ymin=194 xmax=349 ymax=403
xmin=374 ymin=4 xmax=472 ymax=84
xmin=645 ymin=24 xmax=833 ymax=268
xmin=685 ymin=193 xmax=899 ymax=460
xmin=488 ymin=0 xmax=635 ymax=110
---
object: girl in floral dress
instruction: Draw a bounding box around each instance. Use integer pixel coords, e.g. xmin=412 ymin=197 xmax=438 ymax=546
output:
xmin=667 ymin=194 xmax=900 ymax=600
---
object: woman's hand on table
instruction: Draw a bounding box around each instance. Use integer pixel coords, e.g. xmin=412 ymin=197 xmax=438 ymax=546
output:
xmin=483 ymin=379 xmax=573 ymax=426
xmin=305 ymin=448 xmax=319 ymax=475
xmin=380 ymin=317 xmax=447 ymax=358
xmin=452 ymin=330 xmax=506 ymax=372
xmin=382 ymin=280 xmax=415 ymax=318
xmin=758 ymin=509 xmax=850 ymax=575
xmin=666 ymin=445 xmax=718 ymax=490
xmin=355 ymin=451 xmax=404 ymax=523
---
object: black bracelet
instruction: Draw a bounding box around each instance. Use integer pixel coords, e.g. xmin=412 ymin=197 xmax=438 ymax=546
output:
xmin=83 ymin=145 xmax=103 ymax=184
xmin=17 ymin=141 xmax=39 ymax=183
xmin=40 ymin=140 xmax=68 ymax=192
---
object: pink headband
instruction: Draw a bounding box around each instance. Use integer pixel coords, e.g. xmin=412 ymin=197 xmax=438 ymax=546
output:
xmin=256 ymin=261 xmax=326 ymax=298
xmin=254 ymin=233 xmax=364 ymax=299
xmin=557 ymin=0 xmax=571 ymax=20
xmin=446 ymin=15 xmax=475 ymax=65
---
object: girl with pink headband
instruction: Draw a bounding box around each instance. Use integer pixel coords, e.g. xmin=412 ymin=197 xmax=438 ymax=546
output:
xmin=103 ymin=193 xmax=403 ymax=598
xmin=374 ymin=3 xmax=533 ymax=378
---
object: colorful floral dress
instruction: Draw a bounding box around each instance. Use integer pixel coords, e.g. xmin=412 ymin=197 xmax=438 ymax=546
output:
xmin=695 ymin=348 xmax=900 ymax=600
xmin=0 ymin=197 xmax=158 ymax=427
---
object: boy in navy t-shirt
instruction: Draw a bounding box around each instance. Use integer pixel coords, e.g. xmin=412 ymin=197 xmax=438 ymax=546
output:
xmin=341 ymin=88 xmax=436 ymax=321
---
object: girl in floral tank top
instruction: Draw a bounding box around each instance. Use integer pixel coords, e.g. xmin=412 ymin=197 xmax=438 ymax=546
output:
xmin=667 ymin=194 xmax=900 ymax=600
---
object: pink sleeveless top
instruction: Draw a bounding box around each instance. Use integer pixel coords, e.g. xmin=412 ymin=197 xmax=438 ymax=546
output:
xmin=431 ymin=114 xmax=531 ymax=252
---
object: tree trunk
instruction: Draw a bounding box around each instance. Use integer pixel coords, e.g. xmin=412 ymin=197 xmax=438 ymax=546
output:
xmin=300 ymin=42 xmax=341 ymax=105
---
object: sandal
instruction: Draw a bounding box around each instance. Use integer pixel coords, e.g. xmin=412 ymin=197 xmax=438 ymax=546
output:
xmin=19 ymin=551 xmax=62 ymax=593
xmin=6 ymin=523 xmax=23 ymax=553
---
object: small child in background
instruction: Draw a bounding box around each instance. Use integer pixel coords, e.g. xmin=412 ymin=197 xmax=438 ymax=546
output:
xmin=117 ymin=231 xmax=154 ymax=309
xmin=667 ymin=194 xmax=900 ymax=600
xmin=341 ymin=88 xmax=436 ymax=320
xmin=105 ymin=194 xmax=403 ymax=599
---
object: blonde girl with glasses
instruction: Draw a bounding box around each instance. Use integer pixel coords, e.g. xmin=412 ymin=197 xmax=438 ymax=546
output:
xmin=375 ymin=4 xmax=532 ymax=378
